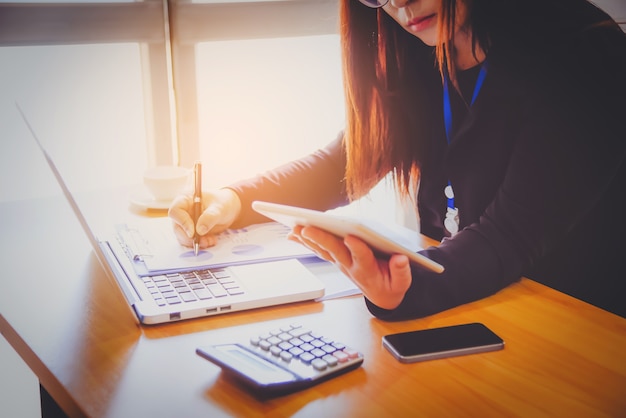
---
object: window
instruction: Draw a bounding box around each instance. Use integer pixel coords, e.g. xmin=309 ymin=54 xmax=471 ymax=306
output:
xmin=195 ymin=34 xmax=344 ymax=189
xmin=0 ymin=0 xmax=408 ymax=224
xmin=0 ymin=0 xmax=172 ymax=198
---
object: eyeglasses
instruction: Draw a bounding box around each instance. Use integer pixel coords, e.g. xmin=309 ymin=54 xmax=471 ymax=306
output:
xmin=357 ymin=0 xmax=389 ymax=8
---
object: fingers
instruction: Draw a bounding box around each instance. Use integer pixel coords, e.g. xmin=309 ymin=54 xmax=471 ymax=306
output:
xmin=290 ymin=225 xmax=413 ymax=310
xmin=298 ymin=226 xmax=352 ymax=264
xmin=388 ymin=254 xmax=412 ymax=293
xmin=168 ymin=192 xmax=227 ymax=249
xmin=168 ymin=195 xmax=195 ymax=238
xmin=343 ymin=234 xmax=377 ymax=270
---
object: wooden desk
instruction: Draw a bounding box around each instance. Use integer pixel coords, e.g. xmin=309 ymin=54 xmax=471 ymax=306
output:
xmin=1 ymin=194 xmax=625 ymax=417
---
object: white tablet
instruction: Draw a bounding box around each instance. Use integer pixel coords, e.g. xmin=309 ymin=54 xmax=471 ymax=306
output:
xmin=252 ymin=201 xmax=444 ymax=274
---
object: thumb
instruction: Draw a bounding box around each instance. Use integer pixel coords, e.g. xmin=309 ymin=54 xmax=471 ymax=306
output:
xmin=389 ymin=255 xmax=412 ymax=292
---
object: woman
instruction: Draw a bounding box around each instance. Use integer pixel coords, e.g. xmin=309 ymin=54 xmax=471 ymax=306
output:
xmin=169 ymin=0 xmax=626 ymax=319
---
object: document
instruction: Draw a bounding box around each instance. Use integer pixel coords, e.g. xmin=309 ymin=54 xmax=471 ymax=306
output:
xmin=116 ymin=218 xmax=316 ymax=276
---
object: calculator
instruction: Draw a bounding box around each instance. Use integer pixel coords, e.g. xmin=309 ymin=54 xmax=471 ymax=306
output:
xmin=196 ymin=323 xmax=364 ymax=395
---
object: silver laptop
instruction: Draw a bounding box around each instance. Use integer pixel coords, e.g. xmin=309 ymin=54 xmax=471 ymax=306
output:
xmin=17 ymin=105 xmax=325 ymax=325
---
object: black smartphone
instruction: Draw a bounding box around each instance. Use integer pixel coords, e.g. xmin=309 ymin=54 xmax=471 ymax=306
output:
xmin=382 ymin=323 xmax=504 ymax=363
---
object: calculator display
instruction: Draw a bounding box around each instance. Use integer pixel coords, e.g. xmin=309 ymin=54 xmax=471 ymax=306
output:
xmin=209 ymin=344 xmax=297 ymax=385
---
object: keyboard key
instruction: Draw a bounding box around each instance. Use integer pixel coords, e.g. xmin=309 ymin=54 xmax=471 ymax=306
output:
xmin=180 ymin=292 xmax=197 ymax=303
xmin=165 ymin=295 xmax=181 ymax=305
xmin=161 ymin=290 xmax=177 ymax=299
xmin=226 ymin=287 xmax=244 ymax=296
xmin=194 ymin=288 xmax=213 ymax=300
xmin=207 ymin=285 xmax=228 ymax=297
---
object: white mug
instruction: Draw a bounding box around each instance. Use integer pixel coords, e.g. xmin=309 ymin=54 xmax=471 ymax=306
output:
xmin=143 ymin=165 xmax=190 ymax=201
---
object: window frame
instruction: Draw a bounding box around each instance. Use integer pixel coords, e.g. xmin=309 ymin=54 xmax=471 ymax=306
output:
xmin=0 ymin=0 xmax=178 ymax=166
xmin=168 ymin=0 xmax=339 ymax=166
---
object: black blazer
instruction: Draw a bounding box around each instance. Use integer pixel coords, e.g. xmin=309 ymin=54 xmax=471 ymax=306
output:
xmin=229 ymin=6 xmax=626 ymax=319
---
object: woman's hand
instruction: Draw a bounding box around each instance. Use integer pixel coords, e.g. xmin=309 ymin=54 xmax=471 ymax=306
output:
xmin=168 ymin=188 xmax=242 ymax=249
xmin=289 ymin=225 xmax=412 ymax=310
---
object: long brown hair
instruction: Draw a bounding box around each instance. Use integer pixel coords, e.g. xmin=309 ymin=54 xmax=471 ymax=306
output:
xmin=339 ymin=0 xmax=619 ymax=205
xmin=339 ymin=0 xmax=488 ymax=202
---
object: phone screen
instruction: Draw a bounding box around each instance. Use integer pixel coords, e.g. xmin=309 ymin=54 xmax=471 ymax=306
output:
xmin=382 ymin=323 xmax=504 ymax=363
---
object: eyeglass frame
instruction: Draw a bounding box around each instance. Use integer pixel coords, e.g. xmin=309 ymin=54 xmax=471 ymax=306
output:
xmin=357 ymin=0 xmax=390 ymax=9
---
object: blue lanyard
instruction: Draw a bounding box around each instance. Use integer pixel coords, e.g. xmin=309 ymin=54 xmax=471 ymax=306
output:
xmin=442 ymin=61 xmax=488 ymax=210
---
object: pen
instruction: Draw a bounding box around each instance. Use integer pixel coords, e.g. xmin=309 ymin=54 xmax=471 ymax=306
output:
xmin=193 ymin=161 xmax=202 ymax=256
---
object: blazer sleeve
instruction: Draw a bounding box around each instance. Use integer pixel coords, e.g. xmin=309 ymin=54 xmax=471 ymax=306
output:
xmin=367 ymin=25 xmax=626 ymax=321
xmin=227 ymin=132 xmax=349 ymax=228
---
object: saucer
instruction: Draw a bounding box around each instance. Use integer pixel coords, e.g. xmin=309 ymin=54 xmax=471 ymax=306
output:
xmin=130 ymin=190 xmax=173 ymax=211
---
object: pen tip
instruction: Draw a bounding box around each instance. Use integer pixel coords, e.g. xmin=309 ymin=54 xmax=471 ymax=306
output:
xmin=194 ymin=242 xmax=199 ymax=256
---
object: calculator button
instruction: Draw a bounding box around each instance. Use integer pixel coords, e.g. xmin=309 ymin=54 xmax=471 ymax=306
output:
xmin=300 ymin=352 xmax=315 ymax=364
xmin=280 ymin=351 xmax=293 ymax=362
xmin=333 ymin=351 xmax=349 ymax=362
xmin=259 ymin=340 xmax=272 ymax=351
xmin=300 ymin=343 xmax=315 ymax=352
xmin=270 ymin=346 xmax=282 ymax=357
xmin=267 ymin=336 xmax=282 ymax=345
xmin=322 ymin=354 xmax=339 ymax=367
xmin=288 ymin=347 xmax=304 ymax=357
xmin=312 ymin=359 xmax=327 ymax=371
xmin=344 ymin=348 xmax=360 ymax=359
xmin=278 ymin=341 xmax=294 ymax=351
xmin=310 ymin=339 xmax=325 ymax=348
xmin=311 ymin=348 xmax=326 ymax=358
xmin=321 ymin=345 xmax=336 ymax=354
xmin=289 ymin=328 xmax=311 ymax=338
xmin=289 ymin=338 xmax=304 ymax=346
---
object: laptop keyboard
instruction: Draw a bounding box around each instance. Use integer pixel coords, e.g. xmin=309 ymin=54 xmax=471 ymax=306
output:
xmin=141 ymin=268 xmax=244 ymax=306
